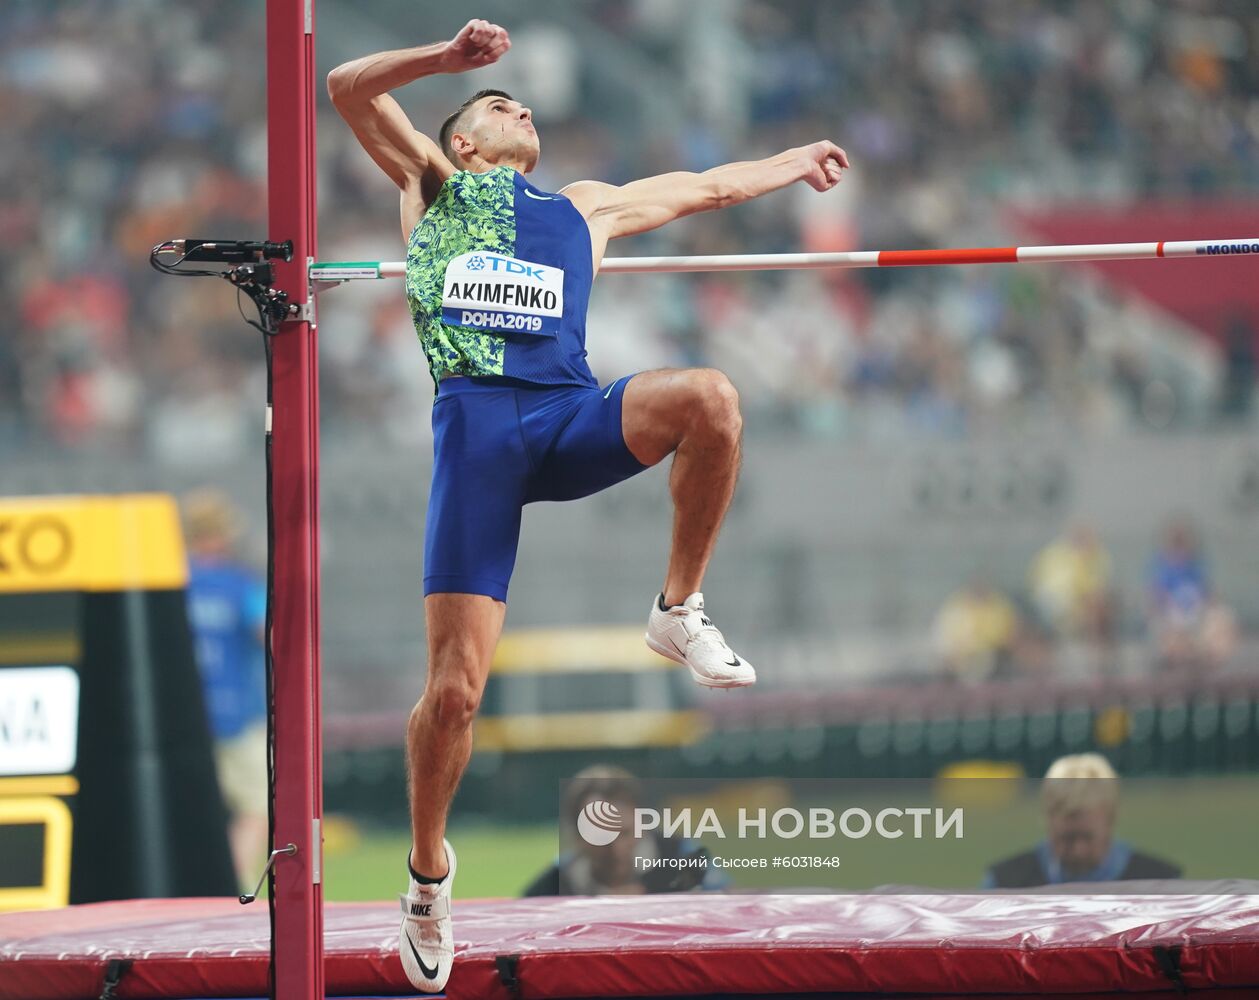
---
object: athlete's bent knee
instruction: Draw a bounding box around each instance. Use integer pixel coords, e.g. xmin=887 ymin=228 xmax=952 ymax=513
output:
xmin=690 ymin=369 xmax=741 ymax=439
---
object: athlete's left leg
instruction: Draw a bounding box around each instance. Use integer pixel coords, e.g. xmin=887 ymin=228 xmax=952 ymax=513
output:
xmin=619 ymin=367 xmax=743 ymax=606
xmin=524 ymin=368 xmax=752 ymax=686
xmin=621 ymin=367 xmax=756 ymax=687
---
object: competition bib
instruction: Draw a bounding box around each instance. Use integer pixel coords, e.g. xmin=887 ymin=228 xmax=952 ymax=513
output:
xmin=441 ymin=251 xmax=563 ymax=337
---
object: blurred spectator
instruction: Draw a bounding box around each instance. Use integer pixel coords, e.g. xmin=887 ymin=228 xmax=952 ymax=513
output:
xmin=984 ymin=753 xmax=1181 ymax=887
xmin=1028 ymin=524 xmax=1116 ymax=646
xmin=182 ymin=487 xmax=268 ymax=889
xmin=932 ymin=578 xmax=1021 ymax=681
xmin=523 ymin=765 xmax=724 ymax=896
xmin=1147 ymin=517 xmax=1238 ymax=671
xmin=1218 ymin=310 xmax=1255 ymax=422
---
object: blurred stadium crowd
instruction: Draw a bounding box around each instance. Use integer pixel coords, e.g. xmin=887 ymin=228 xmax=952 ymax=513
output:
xmin=1 ymin=0 xmax=1256 ymax=459
xmin=932 ymin=516 xmax=1238 ymax=683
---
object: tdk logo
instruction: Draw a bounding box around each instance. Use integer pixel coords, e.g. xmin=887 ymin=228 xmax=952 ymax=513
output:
xmin=481 ymin=253 xmax=547 ymax=280
xmin=1197 ymin=242 xmax=1259 ymax=255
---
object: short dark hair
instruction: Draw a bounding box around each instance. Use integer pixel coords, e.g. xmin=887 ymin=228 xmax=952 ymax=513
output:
xmin=563 ymin=765 xmax=643 ymax=830
xmin=439 ymin=89 xmax=513 ymax=162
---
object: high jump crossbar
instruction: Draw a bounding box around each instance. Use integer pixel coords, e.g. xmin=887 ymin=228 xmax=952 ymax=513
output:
xmin=310 ymin=238 xmax=1259 ymax=282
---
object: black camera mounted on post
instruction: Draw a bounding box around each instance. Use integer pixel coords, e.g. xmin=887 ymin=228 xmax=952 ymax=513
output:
xmin=150 ymin=239 xmax=297 ymax=335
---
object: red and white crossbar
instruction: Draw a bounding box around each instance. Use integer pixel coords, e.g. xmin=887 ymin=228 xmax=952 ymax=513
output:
xmin=310 ymin=237 xmax=1259 ymax=282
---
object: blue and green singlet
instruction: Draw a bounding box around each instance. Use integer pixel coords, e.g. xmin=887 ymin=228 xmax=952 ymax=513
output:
xmin=406 ymin=164 xmax=600 ymax=390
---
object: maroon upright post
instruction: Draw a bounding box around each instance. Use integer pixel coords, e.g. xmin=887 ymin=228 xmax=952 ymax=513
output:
xmin=265 ymin=1 xmax=324 ymax=997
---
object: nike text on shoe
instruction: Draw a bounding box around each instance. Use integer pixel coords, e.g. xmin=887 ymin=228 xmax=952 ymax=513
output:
xmin=399 ymin=839 xmax=456 ymax=992
xmin=645 ymin=591 xmax=756 ymax=688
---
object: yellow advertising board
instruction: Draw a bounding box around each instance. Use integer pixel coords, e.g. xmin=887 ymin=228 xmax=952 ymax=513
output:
xmin=0 ymin=494 xmax=187 ymax=593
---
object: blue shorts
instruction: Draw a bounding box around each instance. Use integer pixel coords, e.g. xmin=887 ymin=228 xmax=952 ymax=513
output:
xmin=424 ymin=373 xmax=650 ymax=601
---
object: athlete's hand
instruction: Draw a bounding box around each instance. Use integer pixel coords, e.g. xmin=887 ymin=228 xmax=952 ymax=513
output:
xmin=443 ymin=19 xmax=511 ymax=73
xmin=796 ymin=141 xmax=850 ymax=192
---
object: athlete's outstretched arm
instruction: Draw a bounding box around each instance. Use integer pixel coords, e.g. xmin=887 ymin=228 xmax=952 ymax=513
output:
xmin=327 ymin=19 xmax=510 ymax=235
xmin=563 ymin=141 xmax=849 ymax=247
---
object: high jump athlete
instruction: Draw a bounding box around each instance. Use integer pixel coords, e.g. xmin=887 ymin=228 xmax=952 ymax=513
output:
xmin=328 ymin=18 xmax=848 ymax=991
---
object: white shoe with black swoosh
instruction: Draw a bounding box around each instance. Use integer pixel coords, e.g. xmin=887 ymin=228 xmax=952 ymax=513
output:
xmin=399 ymin=839 xmax=456 ymax=992
xmin=646 ymin=591 xmax=756 ymax=688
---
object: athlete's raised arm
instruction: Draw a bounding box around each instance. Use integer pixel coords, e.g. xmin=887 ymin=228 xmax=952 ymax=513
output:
xmin=327 ymin=19 xmax=511 ymax=240
xmin=563 ymin=141 xmax=849 ymax=263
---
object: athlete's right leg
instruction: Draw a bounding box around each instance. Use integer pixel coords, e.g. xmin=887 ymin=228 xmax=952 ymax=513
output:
xmin=412 ymin=379 xmax=526 ymax=865
xmin=407 ymin=592 xmax=506 ymax=878
xmin=400 ymin=378 xmax=528 ymax=991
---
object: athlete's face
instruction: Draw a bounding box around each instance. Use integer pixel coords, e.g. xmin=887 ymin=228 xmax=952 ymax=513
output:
xmin=456 ymin=95 xmax=540 ymax=172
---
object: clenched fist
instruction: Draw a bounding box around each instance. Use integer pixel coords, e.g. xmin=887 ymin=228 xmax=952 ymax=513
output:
xmin=796 ymin=141 xmax=850 ymax=192
xmin=442 ymin=19 xmax=511 ymax=73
